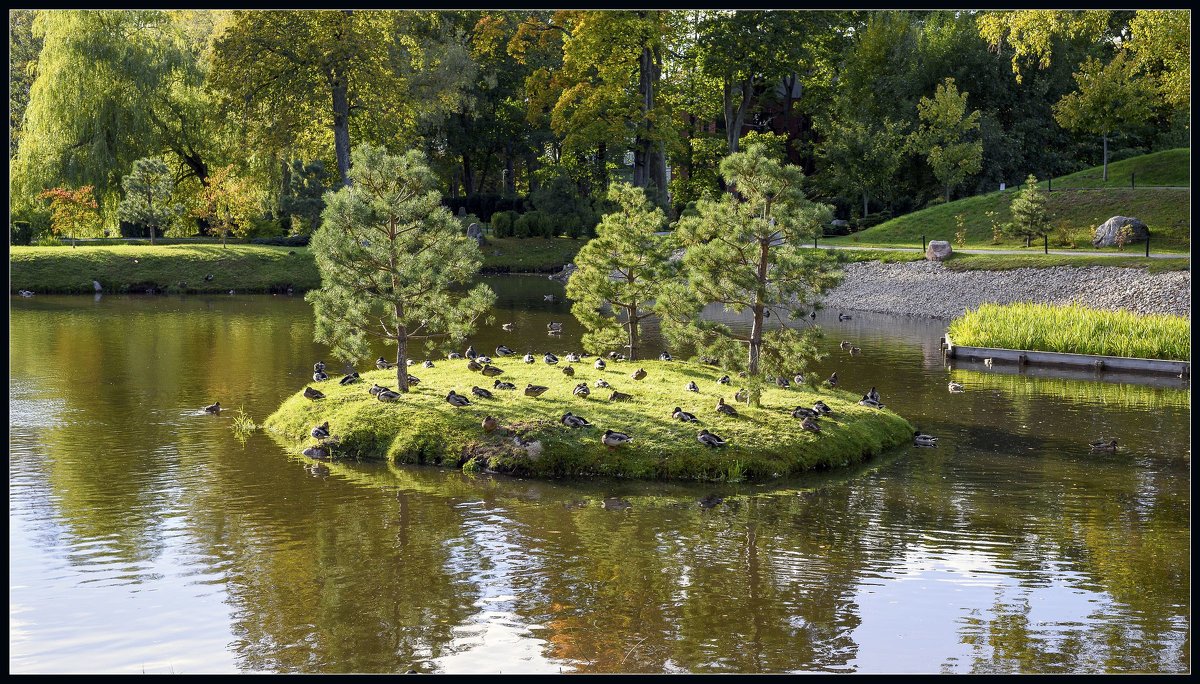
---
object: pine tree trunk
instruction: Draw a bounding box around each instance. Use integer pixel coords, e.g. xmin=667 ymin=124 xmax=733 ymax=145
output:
xmin=747 ymin=237 xmax=770 ymax=406
xmin=1102 ymin=134 xmax=1108 ymax=182
xmin=863 ymin=191 xmax=869 ymax=219
xmin=627 ymin=303 xmax=639 ymax=361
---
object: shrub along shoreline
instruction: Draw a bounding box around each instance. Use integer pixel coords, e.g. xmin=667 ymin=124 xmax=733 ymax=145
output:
xmin=947 ymin=302 xmax=1191 ymax=361
xmin=263 ymin=359 xmax=915 ymax=482
xmin=9 ymin=238 xmax=585 ymax=293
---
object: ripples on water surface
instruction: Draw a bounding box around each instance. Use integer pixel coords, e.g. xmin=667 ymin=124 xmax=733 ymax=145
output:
xmin=8 ymin=278 xmax=1191 ymax=673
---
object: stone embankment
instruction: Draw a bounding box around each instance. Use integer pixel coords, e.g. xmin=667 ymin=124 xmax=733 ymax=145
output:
xmin=820 ymin=261 xmax=1191 ymax=319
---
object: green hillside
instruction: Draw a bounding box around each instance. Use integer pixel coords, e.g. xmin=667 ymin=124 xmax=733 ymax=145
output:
xmin=824 ymin=150 xmax=1190 ymax=252
xmin=1044 ymin=148 xmax=1189 ymax=189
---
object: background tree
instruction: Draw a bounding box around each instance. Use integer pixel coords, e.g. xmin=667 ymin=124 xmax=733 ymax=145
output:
xmin=118 ymin=158 xmax=181 ymax=245
xmin=1004 ymin=175 xmax=1051 ymax=247
xmin=278 ymin=159 xmax=330 ymax=236
xmin=38 ymin=185 xmax=102 ymax=247
xmin=910 ymin=78 xmax=983 ymax=202
xmin=566 ymin=182 xmax=674 ymax=360
xmin=660 ymin=144 xmax=841 ymax=405
xmin=306 ymin=144 xmax=496 ymax=391
xmin=1052 ymin=52 xmax=1156 ymax=181
xmin=976 ymin=10 xmax=1112 ymax=83
xmin=816 ymin=115 xmax=908 ymax=218
xmin=9 ymin=9 xmax=42 ymax=160
xmin=195 ymin=165 xmax=262 ymax=247
xmin=1125 ymin=10 xmax=1190 ymax=111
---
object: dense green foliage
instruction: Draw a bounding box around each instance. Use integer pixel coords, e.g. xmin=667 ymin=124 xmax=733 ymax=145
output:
xmin=8 ymin=10 xmax=1188 ymax=242
xmin=948 ymin=302 xmax=1190 ymax=360
xmin=1004 ymin=175 xmax=1051 ymax=246
xmin=118 ymin=158 xmax=181 ymax=245
xmin=306 ymin=144 xmax=496 ymax=390
xmin=264 ymin=359 xmax=915 ymax=481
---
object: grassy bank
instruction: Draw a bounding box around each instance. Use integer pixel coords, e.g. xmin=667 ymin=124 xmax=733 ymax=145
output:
xmin=940 ymin=253 xmax=1191 ymax=273
xmin=263 ymin=359 xmax=915 ymax=482
xmin=1045 ymin=148 xmax=1189 ymax=189
xmin=9 ymin=237 xmax=586 ymax=293
xmin=948 ymin=303 xmax=1191 ymax=361
xmin=9 ymin=244 xmax=320 ymax=294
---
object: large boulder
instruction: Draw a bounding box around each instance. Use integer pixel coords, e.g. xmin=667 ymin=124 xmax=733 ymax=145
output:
xmin=925 ymin=240 xmax=952 ymax=261
xmin=465 ymin=222 xmax=484 ymax=245
xmin=1093 ymin=216 xmax=1149 ymax=248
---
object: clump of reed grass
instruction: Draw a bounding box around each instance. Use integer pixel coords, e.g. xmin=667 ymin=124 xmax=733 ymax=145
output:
xmin=232 ymin=406 xmax=258 ymax=445
xmin=948 ymin=302 xmax=1190 ymax=360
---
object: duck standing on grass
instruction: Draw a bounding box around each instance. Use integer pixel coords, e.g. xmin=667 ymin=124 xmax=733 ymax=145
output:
xmin=423 ymin=360 xmax=435 ymax=368
xmin=446 ymin=390 xmax=471 ymax=407
xmin=716 ymin=397 xmax=738 ymax=417
xmin=465 ymin=345 xmax=478 ymax=360
xmin=698 ymin=429 xmax=726 ymax=448
xmin=566 ymin=352 xmax=581 ymax=362
xmin=659 ymin=352 xmax=673 ymax=361
xmin=813 ymin=400 xmax=832 ymax=416
xmin=793 ymin=374 xmax=805 ymax=385
xmin=203 ymin=402 xmax=221 ymax=414
xmin=717 ymin=375 xmax=731 ymax=385
xmin=602 ymin=429 xmax=633 ymax=448
xmin=594 ymin=358 xmax=606 ymax=370
xmin=377 ymin=357 xmax=394 ymax=369
xmin=313 ymin=370 xmax=329 ymax=382
xmin=524 ymin=353 xmax=536 ymax=364
xmin=561 ymin=412 xmax=593 ymax=428
xmin=543 ymin=353 xmax=560 ymax=365
xmin=734 ymin=388 xmax=749 ymax=404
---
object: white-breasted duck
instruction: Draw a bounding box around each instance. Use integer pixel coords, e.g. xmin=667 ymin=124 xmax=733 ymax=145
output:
xmin=313 ymin=371 xmax=329 ymax=382
xmin=716 ymin=397 xmax=738 ymax=417
xmin=501 ymin=323 xmax=515 ymax=331
xmin=573 ymin=382 xmax=591 ymax=397
xmin=524 ymin=353 xmax=536 ymax=364
xmin=659 ymin=351 xmax=672 ymax=361
xmin=673 ymin=407 xmax=699 ymax=423
xmin=948 ymin=381 xmax=964 ymax=393
xmin=697 ymin=429 xmax=726 ymax=448
xmin=914 ymin=432 xmax=939 ymax=447
xmin=685 ymin=381 xmax=699 ymax=392
xmin=561 ymin=412 xmax=592 ymax=428
xmin=717 ymin=375 xmax=731 ymax=385
xmin=565 ymin=352 xmax=581 ymax=362
xmin=471 ymin=386 xmax=494 ymax=399
xmin=813 ymin=400 xmax=832 ymax=415
xmin=594 ymin=358 xmax=606 ymax=370
xmin=446 ymin=390 xmax=471 ymax=407
xmin=311 ymin=421 xmax=330 ymax=439
xmin=376 ymin=357 xmax=394 ymax=369
xmin=594 ymin=378 xmax=611 ymax=388
xmin=447 ymin=352 xmax=463 ymax=360
xmin=602 ymin=429 xmax=633 ymax=447
xmin=493 ymin=380 xmax=517 ymax=390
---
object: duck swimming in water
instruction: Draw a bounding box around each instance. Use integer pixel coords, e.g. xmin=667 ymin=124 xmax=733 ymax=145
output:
xmin=697 ymin=429 xmax=726 ymax=448
xmin=948 ymin=381 xmax=964 ymax=393
xmin=303 ymin=386 xmax=325 ymax=401
xmin=839 ymin=313 xmax=852 ymax=321
xmin=501 ymin=323 xmax=515 ymax=331
xmin=446 ymin=390 xmax=471 ymax=407
xmin=602 ymin=429 xmax=633 ymax=447
xmin=914 ymin=431 xmax=938 ymax=447
xmin=203 ymin=402 xmax=221 ymax=414
xmin=1089 ymin=438 xmax=1118 ymax=452
xmin=716 ymin=397 xmax=738 ymax=417
xmin=839 ymin=341 xmax=852 ymax=350
xmin=547 ymin=321 xmax=564 ymax=332
xmin=561 ymin=412 xmax=592 ymax=428
xmin=673 ymin=407 xmax=699 ymax=423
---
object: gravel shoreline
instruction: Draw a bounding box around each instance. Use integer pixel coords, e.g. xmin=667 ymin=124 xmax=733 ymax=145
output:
xmin=819 ymin=261 xmax=1191 ymax=320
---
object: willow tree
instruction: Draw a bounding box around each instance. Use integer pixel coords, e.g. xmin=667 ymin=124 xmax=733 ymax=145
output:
xmin=566 ymin=182 xmax=674 ymax=360
xmin=659 ymin=143 xmax=842 ymax=405
xmin=307 ymin=144 xmax=496 ymax=391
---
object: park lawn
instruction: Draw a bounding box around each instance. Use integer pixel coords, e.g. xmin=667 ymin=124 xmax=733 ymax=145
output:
xmin=940 ymin=253 xmax=1191 ymax=273
xmin=479 ymin=237 xmax=585 ymax=273
xmin=9 ymin=244 xmax=320 ymax=294
xmin=1044 ymin=148 xmax=1189 ymax=189
xmin=947 ymin=302 xmax=1190 ymax=360
xmin=264 ymin=359 xmax=915 ymax=482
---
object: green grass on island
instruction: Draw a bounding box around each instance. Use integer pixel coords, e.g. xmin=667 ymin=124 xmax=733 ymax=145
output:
xmin=948 ymin=303 xmax=1191 ymax=361
xmin=263 ymin=359 xmax=915 ymax=482
xmin=9 ymin=237 xmax=584 ymax=293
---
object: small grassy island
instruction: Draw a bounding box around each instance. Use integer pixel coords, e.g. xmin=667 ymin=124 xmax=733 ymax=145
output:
xmin=265 ymin=359 xmax=915 ymax=482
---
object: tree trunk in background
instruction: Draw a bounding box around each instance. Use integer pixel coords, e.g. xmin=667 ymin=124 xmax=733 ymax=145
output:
xmin=597 ymin=141 xmax=607 ymax=189
xmin=724 ymin=77 xmax=753 ymax=154
xmin=504 ymin=142 xmax=515 ymax=195
xmin=462 ymin=151 xmax=475 ymax=196
xmin=526 ymin=149 xmax=539 ymax=194
xmin=278 ymin=155 xmax=292 ymax=232
xmin=1102 ymin=134 xmax=1108 ymax=181
xmin=863 ymin=191 xmax=869 ymax=219
xmin=330 ymin=70 xmax=351 ymax=187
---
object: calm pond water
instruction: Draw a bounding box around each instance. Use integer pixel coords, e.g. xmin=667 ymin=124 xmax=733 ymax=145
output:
xmin=9 ymin=275 xmax=1191 ymax=674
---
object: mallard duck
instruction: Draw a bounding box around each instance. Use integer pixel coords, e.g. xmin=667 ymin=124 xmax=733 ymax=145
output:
xmin=609 ymin=390 xmax=633 ymax=402
xmin=849 ymin=346 xmax=861 ymax=356
xmin=1089 ymin=438 xmax=1118 ymax=452
xmin=471 ymin=386 xmax=494 ymax=399
xmin=465 ymin=345 xmax=478 ymax=359
xmin=422 ymin=360 xmax=435 ymax=368
xmin=866 ymin=386 xmax=880 ymax=403
xmin=406 ymin=374 xmax=421 ymax=386
xmin=858 ymin=397 xmax=885 ymax=409
xmin=203 ymin=402 xmax=221 ymax=414
xmin=813 ymin=400 xmax=832 ymax=415
xmin=983 ymin=358 xmax=994 ymax=367
xmin=203 ymin=273 xmax=214 ymax=281
xmin=791 ymin=406 xmax=817 ymax=419
xmin=476 ymin=356 xmax=493 ymax=365
xmin=313 ymin=371 xmax=329 ymax=382
xmin=734 ymin=388 xmax=749 ymax=404
xmin=302 ymin=445 xmax=330 ymax=460
xmin=700 ymin=356 xmax=719 ymax=365
xmin=544 ymin=294 xmax=557 ymax=302
xmin=495 ymin=344 xmax=515 ymax=356
xmin=548 ymin=328 xmax=563 ymax=336
xmin=810 ymin=310 xmax=817 ymax=320
xmin=311 ymin=421 xmax=330 ymax=439
xmin=314 ymin=361 xmax=326 ymax=373
xmin=446 ymin=390 xmax=471 ymax=407
xmin=948 ymin=381 xmax=964 ymax=393
xmin=607 ymin=351 xmax=625 ymax=360
xmin=631 ymin=368 xmax=647 ymax=381
xmin=914 ymin=431 xmax=938 ymax=447
xmin=561 ymin=412 xmax=592 ymax=428
xmin=303 ymin=386 xmax=325 ymax=401
xmin=716 ymin=397 xmax=738 ymax=417
xmin=685 ymin=381 xmax=699 ymax=392
xmin=793 ymin=374 xmax=805 ymax=385
xmin=801 ymin=416 xmax=821 ymax=433
xmin=482 ymin=415 xmax=498 ymax=433
xmin=775 ymin=376 xmax=790 ymax=388
xmin=501 ymin=322 xmax=515 ymax=331
xmin=659 ymin=351 xmax=673 ymax=361
xmin=493 ymin=380 xmax=517 ymax=390
xmin=562 ymin=365 xmax=575 ymax=377
xmin=717 ymin=375 xmax=731 ymax=385
xmin=602 ymin=429 xmax=633 ymax=447
xmin=525 ymin=384 xmax=549 ymax=397
xmin=368 ymin=383 xmax=388 ymax=396
xmin=573 ymin=382 xmax=590 ymax=397
xmin=18 ymin=290 xmax=34 ymax=297
xmin=339 ymin=372 xmax=360 ymax=385
xmin=481 ymin=364 xmax=503 ymax=377
xmin=594 ymin=358 xmax=606 ymax=370
xmin=523 ymin=353 xmax=535 ymax=364
xmin=838 ymin=313 xmax=852 ymax=321
xmin=565 ymin=352 xmax=581 ymax=362
xmin=673 ymin=407 xmax=699 ymax=423
xmin=377 ymin=389 xmax=401 ymax=402
xmin=543 ymin=353 xmax=559 ymax=365
xmin=737 ymin=371 xmax=748 ymax=378
xmin=697 ymin=429 xmax=726 ymax=448
xmin=467 ymin=359 xmax=483 ymax=372
xmin=448 ymin=352 xmax=463 ymax=360
xmin=547 ymin=321 xmax=564 ymax=332
xmin=406 ymin=359 xmax=415 ymax=366
xmin=826 ymin=372 xmax=838 ymax=388
xmin=839 ymin=341 xmax=852 ymax=350
xmin=594 ymin=378 xmax=611 ymax=388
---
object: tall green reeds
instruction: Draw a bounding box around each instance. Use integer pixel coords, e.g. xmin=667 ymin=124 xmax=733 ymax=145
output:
xmin=948 ymin=302 xmax=1190 ymax=360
